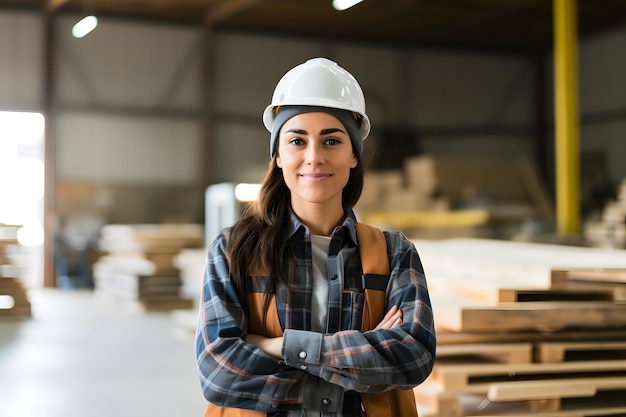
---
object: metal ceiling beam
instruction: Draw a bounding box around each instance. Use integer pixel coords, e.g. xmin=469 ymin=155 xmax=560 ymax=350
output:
xmin=553 ymin=0 xmax=580 ymax=236
xmin=204 ymin=0 xmax=260 ymax=25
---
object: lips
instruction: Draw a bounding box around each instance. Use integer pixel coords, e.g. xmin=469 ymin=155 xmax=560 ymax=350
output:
xmin=300 ymin=173 xmax=332 ymax=182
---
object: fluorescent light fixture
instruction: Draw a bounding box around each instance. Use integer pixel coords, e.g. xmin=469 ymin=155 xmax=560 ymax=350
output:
xmin=332 ymin=0 xmax=364 ymax=11
xmin=72 ymin=15 xmax=98 ymax=38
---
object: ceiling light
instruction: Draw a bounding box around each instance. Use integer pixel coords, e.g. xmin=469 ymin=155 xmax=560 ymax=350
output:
xmin=332 ymin=0 xmax=364 ymax=11
xmin=72 ymin=15 xmax=98 ymax=38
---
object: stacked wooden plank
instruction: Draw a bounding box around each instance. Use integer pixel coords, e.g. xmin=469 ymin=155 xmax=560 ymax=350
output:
xmin=357 ymin=160 xmax=483 ymax=240
xmin=358 ymin=159 xmax=450 ymax=213
xmin=0 ymin=224 xmax=31 ymax=317
xmin=93 ymin=224 xmax=204 ymax=311
xmin=172 ymin=248 xmax=206 ymax=306
xmin=356 ymin=156 xmax=553 ymax=240
xmin=584 ymin=178 xmax=626 ymax=249
xmin=412 ymin=238 xmax=626 ymax=417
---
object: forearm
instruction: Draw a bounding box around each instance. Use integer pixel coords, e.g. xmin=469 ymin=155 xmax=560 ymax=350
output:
xmin=281 ymin=321 xmax=434 ymax=393
xmin=198 ymin=234 xmax=344 ymax=413
xmin=281 ymin=246 xmax=436 ymax=394
xmin=197 ymin=332 xmax=343 ymax=412
xmin=246 ymin=334 xmax=283 ymax=360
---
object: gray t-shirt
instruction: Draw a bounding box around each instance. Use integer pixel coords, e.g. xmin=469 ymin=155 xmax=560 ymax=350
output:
xmin=306 ymin=234 xmax=334 ymax=417
xmin=310 ymin=234 xmax=331 ymax=333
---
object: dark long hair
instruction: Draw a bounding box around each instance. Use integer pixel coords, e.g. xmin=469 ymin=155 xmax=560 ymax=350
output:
xmin=227 ymin=156 xmax=364 ymax=307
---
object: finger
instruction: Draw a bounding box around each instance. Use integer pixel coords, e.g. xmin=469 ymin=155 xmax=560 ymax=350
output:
xmin=375 ymin=309 xmax=403 ymax=330
xmin=374 ymin=311 xmax=393 ymax=330
xmin=382 ymin=305 xmax=398 ymax=321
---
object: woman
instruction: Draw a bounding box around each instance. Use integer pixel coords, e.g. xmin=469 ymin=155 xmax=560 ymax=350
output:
xmin=196 ymin=57 xmax=436 ymax=417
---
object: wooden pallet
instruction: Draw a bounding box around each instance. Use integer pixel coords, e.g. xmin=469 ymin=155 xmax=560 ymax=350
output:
xmin=461 ymin=391 xmax=626 ymax=417
xmin=413 ymin=239 xmax=626 ymax=417
xmin=417 ymin=386 xmax=626 ymax=417
xmin=417 ymin=363 xmax=626 ymax=417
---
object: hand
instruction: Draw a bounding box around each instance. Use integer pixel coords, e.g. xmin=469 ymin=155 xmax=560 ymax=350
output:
xmin=374 ymin=305 xmax=403 ymax=330
xmin=246 ymin=333 xmax=284 ymax=360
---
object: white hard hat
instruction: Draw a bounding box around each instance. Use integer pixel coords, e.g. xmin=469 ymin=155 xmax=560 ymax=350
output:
xmin=262 ymin=57 xmax=371 ymax=141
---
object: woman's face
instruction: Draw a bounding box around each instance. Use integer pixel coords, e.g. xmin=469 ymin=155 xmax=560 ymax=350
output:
xmin=276 ymin=112 xmax=358 ymax=210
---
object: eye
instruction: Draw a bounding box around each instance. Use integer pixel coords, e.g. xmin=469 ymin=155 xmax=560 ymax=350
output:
xmin=324 ymin=137 xmax=341 ymax=146
xmin=288 ymin=137 xmax=305 ymax=146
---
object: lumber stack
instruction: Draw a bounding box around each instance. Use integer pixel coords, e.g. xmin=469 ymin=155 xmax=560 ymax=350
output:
xmin=93 ymin=224 xmax=204 ymax=311
xmin=172 ymin=248 xmax=206 ymax=307
xmin=584 ymin=178 xmax=626 ymax=249
xmin=412 ymin=238 xmax=626 ymax=417
xmin=0 ymin=224 xmax=31 ymax=317
xmin=356 ymin=155 xmax=553 ymax=240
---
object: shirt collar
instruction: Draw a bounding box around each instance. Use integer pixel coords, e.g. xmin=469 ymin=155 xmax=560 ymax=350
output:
xmin=286 ymin=207 xmax=359 ymax=245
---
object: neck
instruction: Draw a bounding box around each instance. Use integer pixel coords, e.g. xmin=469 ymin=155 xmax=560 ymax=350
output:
xmin=292 ymin=201 xmax=345 ymax=236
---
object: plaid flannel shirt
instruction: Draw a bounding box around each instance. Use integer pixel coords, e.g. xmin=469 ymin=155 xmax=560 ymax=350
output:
xmin=196 ymin=208 xmax=436 ymax=416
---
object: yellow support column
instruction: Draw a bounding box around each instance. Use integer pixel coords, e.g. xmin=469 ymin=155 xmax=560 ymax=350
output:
xmin=554 ymin=0 xmax=580 ymax=236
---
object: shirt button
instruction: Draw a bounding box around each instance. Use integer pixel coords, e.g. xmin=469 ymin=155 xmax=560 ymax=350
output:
xmin=322 ymin=398 xmax=330 ymax=405
xmin=298 ymin=351 xmax=307 ymax=359
xmin=300 ymin=365 xmax=308 ymax=371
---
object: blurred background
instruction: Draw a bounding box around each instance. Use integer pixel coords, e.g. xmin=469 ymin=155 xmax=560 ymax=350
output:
xmin=1 ymin=1 xmax=626 ymax=416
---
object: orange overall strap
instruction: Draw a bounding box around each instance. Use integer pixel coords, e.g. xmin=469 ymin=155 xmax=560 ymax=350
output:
xmin=356 ymin=222 xmax=390 ymax=275
xmin=356 ymin=223 xmax=419 ymax=417
xmin=356 ymin=223 xmax=389 ymax=331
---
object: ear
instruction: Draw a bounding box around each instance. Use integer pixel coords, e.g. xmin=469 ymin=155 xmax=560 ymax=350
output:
xmin=350 ymin=153 xmax=358 ymax=169
xmin=276 ymin=153 xmax=283 ymax=168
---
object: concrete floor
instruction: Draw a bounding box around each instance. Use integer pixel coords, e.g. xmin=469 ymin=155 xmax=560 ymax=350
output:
xmin=0 ymin=289 xmax=207 ymax=417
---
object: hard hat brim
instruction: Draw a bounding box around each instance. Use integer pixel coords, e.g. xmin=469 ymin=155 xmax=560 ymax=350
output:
xmin=263 ymin=104 xmax=371 ymax=141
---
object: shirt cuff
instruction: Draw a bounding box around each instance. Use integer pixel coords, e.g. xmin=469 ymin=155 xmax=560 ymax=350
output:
xmin=282 ymin=329 xmax=322 ymax=370
xmin=282 ymin=330 xmax=343 ymax=412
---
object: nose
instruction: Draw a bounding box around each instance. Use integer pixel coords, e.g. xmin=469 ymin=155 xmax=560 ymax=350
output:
xmin=304 ymin=142 xmax=324 ymax=165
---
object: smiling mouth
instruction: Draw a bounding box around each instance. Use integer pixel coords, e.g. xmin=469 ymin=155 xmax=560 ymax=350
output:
xmin=300 ymin=173 xmax=332 ymax=182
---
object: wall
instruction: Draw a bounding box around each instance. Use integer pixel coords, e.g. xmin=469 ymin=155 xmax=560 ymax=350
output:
xmin=579 ymin=27 xmax=626 ymax=183
xmin=210 ymin=32 xmax=537 ymax=184
xmin=0 ymin=11 xmax=43 ymax=110
xmin=1 ymin=9 xmax=625 ymax=227
xmin=53 ymin=14 xmax=205 ymax=224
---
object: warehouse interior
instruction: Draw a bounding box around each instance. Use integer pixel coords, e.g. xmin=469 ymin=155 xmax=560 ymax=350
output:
xmin=1 ymin=0 xmax=626 ymax=416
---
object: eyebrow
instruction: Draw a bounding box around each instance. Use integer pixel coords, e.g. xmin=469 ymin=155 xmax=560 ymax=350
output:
xmin=285 ymin=128 xmax=347 ymax=135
